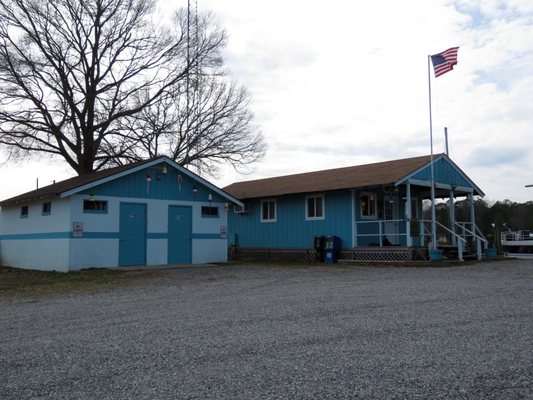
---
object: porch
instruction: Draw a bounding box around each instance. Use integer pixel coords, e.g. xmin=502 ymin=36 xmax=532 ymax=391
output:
xmin=351 ymin=177 xmax=488 ymax=261
xmin=352 ymin=218 xmax=488 ymax=261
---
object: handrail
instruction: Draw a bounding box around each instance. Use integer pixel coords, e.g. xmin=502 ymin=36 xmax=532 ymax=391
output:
xmin=436 ymin=221 xmax=467 ymax=243
xmin=455 ymin=222 xmax=488 ymax=245
xmin=501 ymin=230 xmax=533 ymax=242
xmin=354 ymin=219 xmax=407 ymax=246
xmin=455 ymin=222 xmax=487 ymax=261
xmin=432 ymin=220 xmax=465 ymax=261
xmin=356 ymin=219 xmax=405 ymax=224
xmin=475 ymin=225 xmax=488 ymax=243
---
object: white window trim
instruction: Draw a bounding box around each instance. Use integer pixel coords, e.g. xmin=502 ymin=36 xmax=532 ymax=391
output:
xmin=360 ymin=192 xmax=377 ymax=220
xmin=260 ymin=198 xmax=277 ymax=223
xmin=305 ymin=194 xmax=325 ymax=221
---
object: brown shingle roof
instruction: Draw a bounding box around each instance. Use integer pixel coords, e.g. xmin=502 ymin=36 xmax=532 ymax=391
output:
xmin=0 ymin=159 xmax=152 ymax=207
xmin=223 ymin=154 xmax=436 ymax=199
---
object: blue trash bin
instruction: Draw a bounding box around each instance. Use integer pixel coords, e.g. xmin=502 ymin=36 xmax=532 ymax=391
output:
xmin=324 ymin=235 xmax=341 ymax=264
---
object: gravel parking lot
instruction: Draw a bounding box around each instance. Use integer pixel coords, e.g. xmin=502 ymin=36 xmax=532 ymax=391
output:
xmin=1 ymin=260 xmax=532 ymax=399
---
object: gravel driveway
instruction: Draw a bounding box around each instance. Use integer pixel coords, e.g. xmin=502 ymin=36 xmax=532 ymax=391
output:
xmin=1 ymin=260 xmax=532 ymax=399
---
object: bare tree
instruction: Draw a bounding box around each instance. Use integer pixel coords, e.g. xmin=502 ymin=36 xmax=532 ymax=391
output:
xmin=0 ymin=0 xmax=263 ymax=176
xmin=111 ymin=71 xmax=266 ymax=177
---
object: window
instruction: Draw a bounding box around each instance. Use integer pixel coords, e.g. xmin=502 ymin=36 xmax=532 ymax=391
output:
xmin=42 ymin=202 xmax=51 ymax=215
xmin=360 ymin=193 xmax=377 ymax=219
xmin=306 ymin=195 xmax=324 ymax=220
xmin=20 ymin=205 xmax=28 ymax=218
xmin=201 ymin=206 xmax=219 ymax=217
xmin=261 ymin=199 xmax=276 ymax=222
xmin=83 ymin=199 xmax=108 ymax=213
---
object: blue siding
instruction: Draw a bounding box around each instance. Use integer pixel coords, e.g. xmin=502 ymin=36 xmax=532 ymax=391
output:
xmin=411 ymin=158 xmax=471 ymax=187
xmin=81 ymin=167 xmax=226 ymax=203
xmin=228 ymin=158 xmax=479 ymax=251
xmin=229 ymin=190 xmax=353 ymax=249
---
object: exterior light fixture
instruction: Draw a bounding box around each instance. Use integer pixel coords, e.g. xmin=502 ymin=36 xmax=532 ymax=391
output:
xmin=162 ymin=165 xmax=168 ymax=174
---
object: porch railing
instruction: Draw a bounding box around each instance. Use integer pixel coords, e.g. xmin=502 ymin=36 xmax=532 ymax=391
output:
xmin=354 ymin=218 xmax=488 ymax=260
xmin=354 ymin=219 xmax=407 ymax=247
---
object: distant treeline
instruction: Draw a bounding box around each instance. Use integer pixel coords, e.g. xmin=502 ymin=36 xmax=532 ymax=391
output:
xmin=425 ymin=199 xmax=533 ymax=243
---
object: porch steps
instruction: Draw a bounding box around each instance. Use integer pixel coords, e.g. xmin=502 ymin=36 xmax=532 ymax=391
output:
xmin=437 ymin=244 xmax=477 ymax=260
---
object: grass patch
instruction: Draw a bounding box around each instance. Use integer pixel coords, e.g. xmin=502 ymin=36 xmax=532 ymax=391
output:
xmin=0 ymin=266 xmax=142 ymax=297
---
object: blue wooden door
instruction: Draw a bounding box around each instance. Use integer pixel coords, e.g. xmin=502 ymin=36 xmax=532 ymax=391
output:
xmin=168 ymin=206 xmax=192 ymax=264
xmin=119 ymin=203 xmax=147 ymax=266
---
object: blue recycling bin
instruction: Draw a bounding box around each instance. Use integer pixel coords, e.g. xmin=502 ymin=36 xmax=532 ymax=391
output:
xmin=324 ymin=235 xmax=341 ymax=264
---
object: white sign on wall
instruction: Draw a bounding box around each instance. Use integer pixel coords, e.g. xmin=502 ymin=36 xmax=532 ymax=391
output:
xmin=73 ymin=221 xmax=84 ymax=238
xmin=220 ymin=226 xmax=227 ymax=239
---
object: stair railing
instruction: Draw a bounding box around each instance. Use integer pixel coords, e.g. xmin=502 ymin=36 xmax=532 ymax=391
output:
xmin=435 ymin=220 xmax=467 ymax=261
xmin=455 ymin=222 xmax=489 ymax=261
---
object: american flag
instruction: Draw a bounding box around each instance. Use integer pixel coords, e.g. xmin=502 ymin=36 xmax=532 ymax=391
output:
xmin=431 ymin=47 xmax=459 ymax=77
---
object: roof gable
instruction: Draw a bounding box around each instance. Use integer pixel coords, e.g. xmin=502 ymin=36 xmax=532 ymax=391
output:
xmin=396 ymin=154 xmax=484 ymax=196
xmin=0 ymin=157 xmax=241 ymax=207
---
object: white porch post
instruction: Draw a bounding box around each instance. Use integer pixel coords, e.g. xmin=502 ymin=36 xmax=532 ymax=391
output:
xmin=469 ymin=192 xmax=481 ymax=260
xmin=352 ymin=189 xmax=358 ymax=247
xmin=406 ymin=182 xmax=412 ymax=247
xmin=469 ymin=192 xmax=475 ymax=233
xmin=449 ymin=190 xmax=456 ymax=246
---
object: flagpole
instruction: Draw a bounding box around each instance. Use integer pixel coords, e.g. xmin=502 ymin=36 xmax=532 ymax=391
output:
xmin=428 ymin=55 xmax=437 ymax=251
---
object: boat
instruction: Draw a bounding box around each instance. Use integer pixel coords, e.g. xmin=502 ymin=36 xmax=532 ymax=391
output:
xmin=501 ymin=230 xmax=533 ymax=259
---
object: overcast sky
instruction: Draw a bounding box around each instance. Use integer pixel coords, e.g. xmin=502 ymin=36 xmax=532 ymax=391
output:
xmin=1 ymin=0 xmax=532 ymax=203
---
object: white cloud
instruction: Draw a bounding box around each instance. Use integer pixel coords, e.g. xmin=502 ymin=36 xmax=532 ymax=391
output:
xmin=1 ymin=0 xmax=532 ymax=203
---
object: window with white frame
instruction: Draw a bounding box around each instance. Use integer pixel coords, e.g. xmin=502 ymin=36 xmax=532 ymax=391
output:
xmin=261 ymin=199 xmax=276 ymax=222
xmin=359 ymin=192 xmax=377 ymax=219
xmin=306 ymin=195 xmax=324 ymax=220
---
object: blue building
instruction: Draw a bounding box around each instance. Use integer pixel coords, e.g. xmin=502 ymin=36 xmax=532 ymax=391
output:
xmin=224 ymin=154 xmax=486 ymax=262
xmin=0 ymin=157 xmax=241 ymax=272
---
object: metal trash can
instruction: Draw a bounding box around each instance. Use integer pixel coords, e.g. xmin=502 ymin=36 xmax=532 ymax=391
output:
xmin=324 ymin=235 xmax=341 ymax=264
xmin=314 ymin=235 xmax=325 ymax=262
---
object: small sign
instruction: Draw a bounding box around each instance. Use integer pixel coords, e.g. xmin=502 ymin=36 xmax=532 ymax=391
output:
xmin=220 ymin=226 xmax=227 ymax=239
xmin=73 ymin=221 xmax=83 ymax=238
